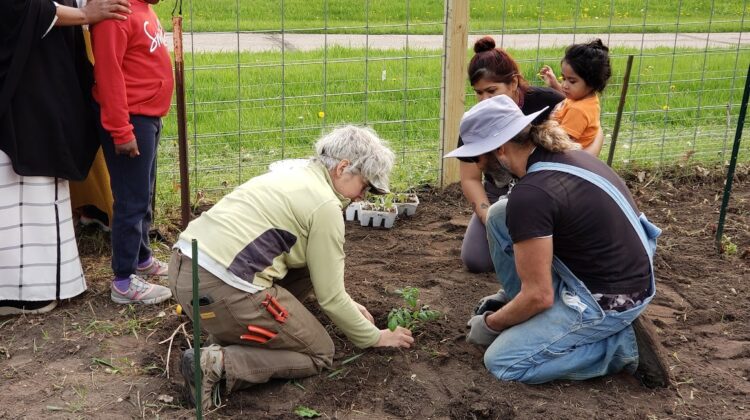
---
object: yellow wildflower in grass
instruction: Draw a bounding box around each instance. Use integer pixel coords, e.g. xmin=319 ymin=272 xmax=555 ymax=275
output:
xmin=318 ymin=111 xmax=325 ymax=119
xmin=662 ymin=105 xmax=670 ymax=111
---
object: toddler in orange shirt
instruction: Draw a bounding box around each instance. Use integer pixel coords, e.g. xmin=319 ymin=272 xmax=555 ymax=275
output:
xmin=540 ymin=39 xmax=611 ymax=151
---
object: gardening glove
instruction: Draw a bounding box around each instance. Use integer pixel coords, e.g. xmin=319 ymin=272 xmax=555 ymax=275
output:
xmin=474 ymin=290 xmax=510 ymax=315
xmin=466 ymin=311 xmax=502 ymax=346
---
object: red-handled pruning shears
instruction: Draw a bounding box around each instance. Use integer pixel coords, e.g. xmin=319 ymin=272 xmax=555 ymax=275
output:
xmin=262 ymin=293 xmax=289 ymax=324
xmin=240 ymin=325 xmax=277 ymax=344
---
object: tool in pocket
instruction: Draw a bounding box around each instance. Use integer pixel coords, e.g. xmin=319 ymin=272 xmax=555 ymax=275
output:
xmin=240 ymin=325 xmax=277 ymax=344
xmin=262 ymin=292 xmax=289 ymax=323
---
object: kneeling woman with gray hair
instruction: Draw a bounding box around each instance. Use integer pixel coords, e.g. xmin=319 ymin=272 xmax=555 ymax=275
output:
xmin=169 ymin=125 xmax=413 ymax=411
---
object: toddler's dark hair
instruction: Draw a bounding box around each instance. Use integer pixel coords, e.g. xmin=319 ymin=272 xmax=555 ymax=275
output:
xmin=563 ymin=39 xmax=611 ymax=93
xmin=468 ymin=36 xmax=529 ymax=94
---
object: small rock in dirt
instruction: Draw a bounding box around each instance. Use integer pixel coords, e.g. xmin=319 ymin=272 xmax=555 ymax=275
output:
xmin=157 ymin=394 xmax=174 ymax=403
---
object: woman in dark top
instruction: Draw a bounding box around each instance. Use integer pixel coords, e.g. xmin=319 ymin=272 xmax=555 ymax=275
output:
xmin=458 ymin=36 xmax=602 ymax=273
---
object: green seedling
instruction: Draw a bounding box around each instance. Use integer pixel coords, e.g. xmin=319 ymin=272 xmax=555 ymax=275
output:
xmin=393 ymin=193 xmax=417 ymax=203
xmin=363 ymin=192 xmax=397 ymax=212
xmin=720 ymin=236 xmax=738 ymax=256
xmin=382 ymin=194 xmax=394 ymax=209
xmin=294 ymin=405 xmax=321 ymax=418
xmin=387 ymin=287 xmax=441 ymax=331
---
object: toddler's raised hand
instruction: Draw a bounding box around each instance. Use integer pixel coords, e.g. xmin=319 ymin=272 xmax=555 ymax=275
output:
xmin=539 ymin=65 xmax=558 ymax=89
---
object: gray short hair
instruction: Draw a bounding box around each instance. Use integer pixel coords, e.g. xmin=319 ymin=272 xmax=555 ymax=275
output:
xmin=312 ymin=125 xmax=395 ymax=186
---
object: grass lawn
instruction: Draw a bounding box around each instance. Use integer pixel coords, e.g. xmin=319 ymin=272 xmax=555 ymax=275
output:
xmin=151 ymin=45 xmax=750 ymax=216
xmin=154 ymin=0 xmax=747 ymax=34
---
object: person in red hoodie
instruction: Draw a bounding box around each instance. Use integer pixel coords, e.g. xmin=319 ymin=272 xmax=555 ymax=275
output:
xmin=91 ymin=0 xmax=173 ymax=304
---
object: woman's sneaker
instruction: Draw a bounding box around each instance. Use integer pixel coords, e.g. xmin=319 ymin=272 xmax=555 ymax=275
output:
xmin=136 ymin=257 xmax=169 ymax=278
xmin=110 ymin=275 xmax=172 ymax=305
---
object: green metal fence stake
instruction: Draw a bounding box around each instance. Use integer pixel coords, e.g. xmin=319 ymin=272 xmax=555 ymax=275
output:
xmin=191 ymin=239 xmax=203 ymax=419
xmin=607 ymin=55 xmax=634 ymax=167
xmin=716 ymin=63 xmax=750 ymax=253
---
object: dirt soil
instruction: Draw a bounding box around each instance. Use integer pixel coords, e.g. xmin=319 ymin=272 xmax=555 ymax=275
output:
xmin=1 ymin=165 xmax=748 ymax=420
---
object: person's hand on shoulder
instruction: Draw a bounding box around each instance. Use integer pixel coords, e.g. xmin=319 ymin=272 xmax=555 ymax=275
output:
xmin=375 ymin=326 xmax=414 ymax=348
xmin=115 ymin=139 xmax=140 ymax=158
xmin=83 ymin=0 xmax=132 ymax=24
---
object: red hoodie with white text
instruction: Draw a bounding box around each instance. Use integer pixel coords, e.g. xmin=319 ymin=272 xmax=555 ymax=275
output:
xmin=91 ymin=0 xmax=174 ymax=145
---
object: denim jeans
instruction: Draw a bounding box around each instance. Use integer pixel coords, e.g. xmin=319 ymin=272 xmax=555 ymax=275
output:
xmin=482 ymin=163 xmax=660 ymax=384
xmin=98 ymin=111 xmax=161 ymax=278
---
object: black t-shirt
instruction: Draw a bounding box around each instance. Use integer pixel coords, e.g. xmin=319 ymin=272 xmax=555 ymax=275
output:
xmin=506 ymin=148 xmax=651 ymax=295
xmin=457 ymin=87 xmax=565 ymax=192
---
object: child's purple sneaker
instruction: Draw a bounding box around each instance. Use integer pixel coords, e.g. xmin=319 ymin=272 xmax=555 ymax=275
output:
xmin=111 ymin=275 xmax=172 ymax=305
xmin=136 ymin=257 xmax=169 ymax=278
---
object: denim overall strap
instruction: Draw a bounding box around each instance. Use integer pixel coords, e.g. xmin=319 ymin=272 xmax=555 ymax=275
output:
xmin=527 ymin=162 xmax=660 ymax=268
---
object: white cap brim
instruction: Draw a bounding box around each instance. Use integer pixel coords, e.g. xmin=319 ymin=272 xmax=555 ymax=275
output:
xmin=444 ymin=106 xmax=547 ymax=159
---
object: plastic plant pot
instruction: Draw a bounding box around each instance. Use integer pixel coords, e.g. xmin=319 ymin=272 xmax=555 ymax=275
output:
xmin=394 ymin=193 xmax=419 ymax=217
xmin=358 ymin=202 xmax=397 ymax=229
xmin=345 ymin=202 xmax=361 ymax=222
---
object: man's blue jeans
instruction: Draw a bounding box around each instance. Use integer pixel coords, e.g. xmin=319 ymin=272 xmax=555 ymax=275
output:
xmin=98 ymin=112 xmax=161 ymax=278
xmin=483 ymin=201 xmax=657 ymax=383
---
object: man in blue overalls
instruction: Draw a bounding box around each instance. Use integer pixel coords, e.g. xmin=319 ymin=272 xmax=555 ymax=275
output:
xmin=445 ymin=95 xmax=671 ymax=388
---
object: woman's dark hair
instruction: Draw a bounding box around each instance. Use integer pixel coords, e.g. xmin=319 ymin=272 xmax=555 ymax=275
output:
xmin=562 ymin=39 xmax=611 ymax=93
xmin=468 ymin=36 xmax=529 ymax=95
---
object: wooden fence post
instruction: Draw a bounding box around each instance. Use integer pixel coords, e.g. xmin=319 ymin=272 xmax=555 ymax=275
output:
xmin=439 ymin=0 xmax=469 ymax=187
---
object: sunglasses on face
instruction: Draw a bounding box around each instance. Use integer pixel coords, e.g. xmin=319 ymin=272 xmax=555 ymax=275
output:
xmin=458 ymin=155 xmax=480 ymax=164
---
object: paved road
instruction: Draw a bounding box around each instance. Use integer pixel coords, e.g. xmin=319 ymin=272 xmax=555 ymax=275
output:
xmin=166 ymin=32 xmax=747 ymax=53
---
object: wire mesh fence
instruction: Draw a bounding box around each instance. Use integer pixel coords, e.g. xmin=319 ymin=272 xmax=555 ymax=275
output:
xmin=153 ymin=0 xmax=750 ymax=208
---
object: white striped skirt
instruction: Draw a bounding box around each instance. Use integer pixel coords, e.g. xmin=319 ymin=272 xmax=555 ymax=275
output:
xmin=0 ymin=150 xmax=86 ymax=301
